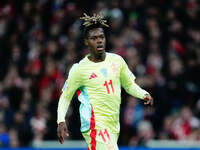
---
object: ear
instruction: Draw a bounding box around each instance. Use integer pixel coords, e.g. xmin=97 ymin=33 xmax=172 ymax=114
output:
xmin=84 ymin=39 xmax=88 ymax=47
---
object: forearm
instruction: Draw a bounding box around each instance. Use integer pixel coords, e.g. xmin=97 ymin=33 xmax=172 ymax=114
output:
xmin=57 ymin=91 xmax=70 ymax=124
xmin=125 ymin=81 xmax=149 ymax=100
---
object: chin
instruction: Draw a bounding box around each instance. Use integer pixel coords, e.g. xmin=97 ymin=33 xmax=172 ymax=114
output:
xmin=97 ymin=50 xmax=105 ymax=54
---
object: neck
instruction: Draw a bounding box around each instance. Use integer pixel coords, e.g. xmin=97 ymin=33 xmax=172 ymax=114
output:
xmin=88 ymin=52 xmax=106 ymax=63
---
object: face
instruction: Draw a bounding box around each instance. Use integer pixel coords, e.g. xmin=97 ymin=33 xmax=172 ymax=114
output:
xmin=85 ymin=28 xmax=106 ymax=56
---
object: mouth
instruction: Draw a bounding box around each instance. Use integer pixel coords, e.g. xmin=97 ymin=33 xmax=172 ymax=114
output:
xmin=97 ymin=45 xmax=104 ymax=51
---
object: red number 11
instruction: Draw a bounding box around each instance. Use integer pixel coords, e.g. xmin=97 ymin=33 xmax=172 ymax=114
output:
xmin=104 ymin=80 xmax=114 ymax=94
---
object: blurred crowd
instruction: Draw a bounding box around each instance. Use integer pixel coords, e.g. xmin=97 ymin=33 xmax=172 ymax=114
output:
xmin=0 ymin=0 xmax=200 ymax=148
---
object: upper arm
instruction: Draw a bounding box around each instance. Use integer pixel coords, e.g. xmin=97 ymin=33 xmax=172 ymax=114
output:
xmin=119 ymin=56 xmax=136 ymax=88
xmin=62 ymin=64 xmax=82 ymax=100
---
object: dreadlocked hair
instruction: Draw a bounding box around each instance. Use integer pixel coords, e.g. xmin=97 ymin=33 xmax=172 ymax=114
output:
xmin=80 ymin=13 xmax=109 ymax=38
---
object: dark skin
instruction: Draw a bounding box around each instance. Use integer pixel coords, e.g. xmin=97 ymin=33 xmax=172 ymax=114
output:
xmin=57 ymin=27 xmax=153 ymax=144
xmin=85 ymin=28 xmax=106 ymax=62
xmin=57 ymin=122 xmax=69 ymax=144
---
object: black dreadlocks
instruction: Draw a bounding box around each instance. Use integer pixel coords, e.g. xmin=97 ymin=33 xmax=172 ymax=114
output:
xmin=80 ymin=13 xmax=109 ymax=38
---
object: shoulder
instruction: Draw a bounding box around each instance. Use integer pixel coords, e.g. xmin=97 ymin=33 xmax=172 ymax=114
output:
xmin=67 ymin=63 xmax=83 ymax=80
xmin=78 ymin=56 xmax=88 ymax=66
xmin=106 ymin=52 xmax=120 ymax=57
xmin=106 ymin=52 xmax=124 ymax=62
xmin=69 ymin=56 xmax=88 ymax=73
xmin=68 ymin=63 xmax=79 ymax=75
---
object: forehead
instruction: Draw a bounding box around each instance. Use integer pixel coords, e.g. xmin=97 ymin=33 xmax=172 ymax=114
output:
xmin=88 ymin=28 xmax=104 ymax=37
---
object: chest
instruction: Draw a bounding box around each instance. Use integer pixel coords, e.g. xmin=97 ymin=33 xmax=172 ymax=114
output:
xmin=81 ymin=62 xmax=120 ymax=87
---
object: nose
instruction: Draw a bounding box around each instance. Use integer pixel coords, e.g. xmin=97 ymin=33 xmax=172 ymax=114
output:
xmin=97 ymin=37 xmax=103 ymax=44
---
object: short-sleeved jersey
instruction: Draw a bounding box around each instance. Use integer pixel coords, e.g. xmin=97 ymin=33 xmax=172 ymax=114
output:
xmin=58 ymin=52 xmax=148 ymax=133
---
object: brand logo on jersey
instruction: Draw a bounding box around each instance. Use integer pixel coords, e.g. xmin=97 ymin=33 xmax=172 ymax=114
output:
xmin=89 ymin=72 xmax=98 ymax=80
xmin=101 ymin=68 xmax=107 ymax=77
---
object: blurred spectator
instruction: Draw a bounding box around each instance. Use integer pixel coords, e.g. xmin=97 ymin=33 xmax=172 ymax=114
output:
xmin=158 ymin=116 xmax=175 ymax=140
xmin=30 ymin=103 xmax=50 ymax=145
xmin=8 ymin=128 xmax=19 ymax=148
xmin=0 ymin=95 xmax=13 ymax=128
xmin=129 ymin=120 xmax=155 ymax=147
xmin=0 ymin=122 xmax=10 ymax=147
xmin=123 ymin=96 xmax=145 ymax=129
xmin=170 ymin=107 xmax=199 ymax=140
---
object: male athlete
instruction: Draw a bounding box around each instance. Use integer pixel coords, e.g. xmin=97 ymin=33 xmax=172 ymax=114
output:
xmin=57 ymin=13 xmax=153 ymax=150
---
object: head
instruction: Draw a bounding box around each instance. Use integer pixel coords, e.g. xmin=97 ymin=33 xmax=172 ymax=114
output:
xmin=85 ymin=25 xmax=106 ymax=56
xmin=80 ymin=13 xmax=109 ymax=57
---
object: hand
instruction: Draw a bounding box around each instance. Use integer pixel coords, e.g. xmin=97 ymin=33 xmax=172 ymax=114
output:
xmin=143 ymin=94 xmax=153 ymax=105
xmin=57 ymin=122 xmax=69 ymax=144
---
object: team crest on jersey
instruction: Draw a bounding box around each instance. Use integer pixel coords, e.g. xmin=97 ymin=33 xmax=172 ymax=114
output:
xmin=100 ymin=68 xmax=107 ymax=77
xmin=111 ymin=63 xmax=120 ymax=78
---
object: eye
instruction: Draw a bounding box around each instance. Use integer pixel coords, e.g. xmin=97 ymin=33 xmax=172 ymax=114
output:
xmin=91 ymin=37 xmax=97 ymax=40
xmin=100 ymin=35 xmax=105 ymax=39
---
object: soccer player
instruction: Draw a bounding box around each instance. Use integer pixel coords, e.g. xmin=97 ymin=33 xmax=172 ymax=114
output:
xmin=57 ymin=13 xmax=153 ymax=150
